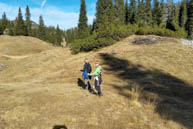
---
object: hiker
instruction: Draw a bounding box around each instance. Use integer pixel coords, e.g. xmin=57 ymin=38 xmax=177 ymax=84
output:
xmin=88 ymin=61 xmax=103 ymax=97
xmin=82 ymin=58 xmax=92 ymax=90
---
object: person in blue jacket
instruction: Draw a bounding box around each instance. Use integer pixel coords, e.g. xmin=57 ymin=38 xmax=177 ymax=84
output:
xmin=82 ymin=58 xmax=92 ymax=90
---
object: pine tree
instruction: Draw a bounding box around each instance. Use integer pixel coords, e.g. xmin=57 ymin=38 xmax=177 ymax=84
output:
xmin=25 ymin=5 xmax=32 ymax=36
xmin=114 ymin=0 xmax=125 ymax=25
xmin=187 ymin=0 xmax=193 ymax=38
xmin=38 ymin=15 xmax=46 ymax=40
xmin=14 ymin=8 xmax=27 ymax=36
xmin=125 ymin=0 xmax=129 ymax=24
xmin=129 ymin=0 xmax=137 ymax=24
xmin=55 ymin=25 xmax=63 ymax=46
xmin=179 ymin=0 xmax=187 ymax=28
xmin=1 ymin=12 xmax=8 ymax=32
xmin=78 ymin=0 xmax=89 ymax=39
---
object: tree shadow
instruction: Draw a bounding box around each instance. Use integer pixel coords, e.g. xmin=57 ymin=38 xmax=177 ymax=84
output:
xmin=53 ymin=125 xmax=67 ymax=129
xmin=100 ymin=53 xmax=193 ymax=129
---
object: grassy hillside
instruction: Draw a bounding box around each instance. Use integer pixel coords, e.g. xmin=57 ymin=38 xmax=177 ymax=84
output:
xmin=0 ymin=35 xmax=193 ymax=129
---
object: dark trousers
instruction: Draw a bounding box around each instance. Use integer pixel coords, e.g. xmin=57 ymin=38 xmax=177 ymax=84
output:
xmin=94 ymin=76 xmax=102 ymax=95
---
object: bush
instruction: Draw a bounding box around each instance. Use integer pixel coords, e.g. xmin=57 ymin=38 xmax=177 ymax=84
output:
xmin=136 ymin=26 xmax=187 ymax=38
xmin=70 ymin=24 xmax=188 ymax=54
xmin=70 ymin=33 xmax=115 ymax=54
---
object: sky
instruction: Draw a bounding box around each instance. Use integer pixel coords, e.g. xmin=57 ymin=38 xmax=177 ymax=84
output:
xmin=0 ymin=0 xmax=97 ymax=30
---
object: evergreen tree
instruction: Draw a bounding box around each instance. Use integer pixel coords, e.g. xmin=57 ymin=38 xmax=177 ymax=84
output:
xmin=6 ymin=21 xmax=15 ymax=36
xmin=125 ymin=0 xmax=129 ymax=24
xmin=166 ymin=4 xmax=179 ymax=31
xmin=159 ymin=0 xmax=167 ymax=27
xmin=0 ymin=21 xmax=3 ymax=35
xmin=152 ymin=0 xmax=160 ymax=25
xmin=106 ymin=0 xmax=115 ymax=23
xmin=187 ymin=0 xmax=193 ymax=38
xmin=137 ymin=0 xmax=145 ymax=25
xmin=78 ymin=0 xmax=89 ymax=39
xmin=55 ymin=25 xmax=63 ymax=46
xmin=1 ymin=12 xmax=8 ymax=32
xmin=45 ymin=26 xmax=54 ymax=43
xmin=179 ymin=0 xmax=187 ymax=28
xmin=38 ymin=15 xmax=46 ymax=40
xmin=95 ymin=0 xmax=114 ymax=31
xmin=114 ymin=0 xmax=125 ymax=25
xmin=129 ymin=0 xmax=137 ymax=24
xmin=25 ymin=5 xmax=32 ymax=36
xmin=145 ymin=0 xmax=152 ymax=24
xmin=14 ymin=8 xmax=27 ymax=35
xmin=95 ymin=0 xmax=105 ymax=30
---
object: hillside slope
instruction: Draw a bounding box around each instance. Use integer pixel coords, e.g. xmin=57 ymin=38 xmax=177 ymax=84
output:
xmin=0 ymin=35 xmax=193 ymax=129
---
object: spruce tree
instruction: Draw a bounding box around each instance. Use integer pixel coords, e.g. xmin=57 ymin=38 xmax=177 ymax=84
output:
xmin=0 ymin=21 xmax=3 ymax=35
xmin=14 ymin=8 xmax=27 ymax=36
xmin=7 ymin=21 xmax=14 ymax=36
xmin=179 ymin=0 xmax=187 ymax=28
xmin=114 ymin=0 xmax=125 ymax=25
xmin=25 ymin=5 xmax=32 ymax=36
xmin=95 ymin=0 xmax=114 ymax=31
xmin=55 ymin=25 xmax=63 ymax=46
xmin=166 ymin=4 xmax=179 ymax=31
xmin=137 ymin=0 xmax=145 ymax=25
xmin=95 ymin=0 xmax=105 ymax=30
xmin=78 ymin=0 xmax=89 ymax=39
xmin=152 ymin=0 xmax=160 ymax=25
xmin=38 ymin=15 xmax=46 ymax=40
xmin=1 ymin=12 xmax=8 ymax=32
xmin=106 ymin=0 xmax=115 ymax=23
xmin=159 ymin=0 xmax=167 ymax=27
xmin=125 ymin=0 xmax=129 ymax=24
xmin=187 ymin=0 xmax=193 ymax=38
xmin=145 ymin=0 xmax=152 ymax=25
xmin=129 ymin=0 xmax=137 ymax=24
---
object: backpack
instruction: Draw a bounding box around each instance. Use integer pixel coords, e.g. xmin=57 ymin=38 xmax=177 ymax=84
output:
xmin=82 ymin=70 xmax=88 ymax=79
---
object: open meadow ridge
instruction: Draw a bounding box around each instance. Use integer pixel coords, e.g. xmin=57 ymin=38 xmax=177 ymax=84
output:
xmin=0 ymin=35 xmax=193 ymax=129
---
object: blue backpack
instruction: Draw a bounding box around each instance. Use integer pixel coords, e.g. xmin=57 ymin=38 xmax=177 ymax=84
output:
xmin=82 ymin=70 xmax=89 ymax=79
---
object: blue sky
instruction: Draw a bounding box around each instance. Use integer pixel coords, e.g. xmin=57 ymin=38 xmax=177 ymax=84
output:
xmin=0 ymin=0 xmax=97 ymax=30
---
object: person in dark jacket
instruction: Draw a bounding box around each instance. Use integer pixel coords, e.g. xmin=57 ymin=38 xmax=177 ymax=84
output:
xmin=82 ymin=58 xmax=92 ymax=90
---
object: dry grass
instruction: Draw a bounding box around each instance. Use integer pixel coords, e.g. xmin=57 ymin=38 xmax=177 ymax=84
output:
xmin=0 ymin=35 xmax=193 ymax=129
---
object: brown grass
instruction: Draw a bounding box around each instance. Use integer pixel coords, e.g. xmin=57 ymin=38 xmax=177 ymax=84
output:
xmin=0 ymin=35 xmax=193 ymax=129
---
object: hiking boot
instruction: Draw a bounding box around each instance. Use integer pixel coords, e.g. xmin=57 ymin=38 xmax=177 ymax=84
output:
xmin=99 ymin=93 xmax=103 ymax=97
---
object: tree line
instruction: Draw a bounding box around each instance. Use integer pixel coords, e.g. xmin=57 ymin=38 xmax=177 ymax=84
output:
xmin=66 ymin=0 xmax=193 ymax=53
xmin=0 ymin=6 xmax=63 ymax=46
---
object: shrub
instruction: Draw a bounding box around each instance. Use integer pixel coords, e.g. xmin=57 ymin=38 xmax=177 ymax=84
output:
xmin=70 ymin=24 xmax=187 ymax=54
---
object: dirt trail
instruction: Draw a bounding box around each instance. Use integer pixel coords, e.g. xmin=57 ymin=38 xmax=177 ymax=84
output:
xmin=0 ymin=54 xmax=29 ymax=59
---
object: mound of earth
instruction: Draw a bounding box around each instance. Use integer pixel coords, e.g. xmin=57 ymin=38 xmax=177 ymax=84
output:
xmin=0 ymin=35 xmax=53 ymax=56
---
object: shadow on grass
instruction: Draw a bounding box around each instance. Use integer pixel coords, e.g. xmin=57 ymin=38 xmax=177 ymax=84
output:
xmin=100 ymin=53 xmax=193 ymax=129
xmin=53 ymin=125 xmax=67 ymax=129
xmin=77 ymin=78 xmax=85 ymax=89
xmin=77 ymin=78 xmax=97 ymax=95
